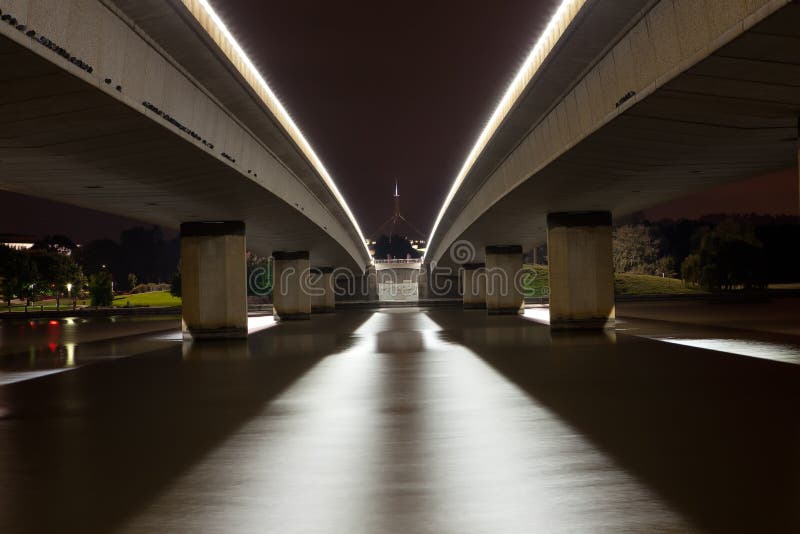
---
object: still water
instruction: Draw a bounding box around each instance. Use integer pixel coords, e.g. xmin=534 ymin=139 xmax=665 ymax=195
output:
xmin=0 ymin=315 xmax=181 ymax=385
xmin=1 ymin=308 xmax=799 ymax=533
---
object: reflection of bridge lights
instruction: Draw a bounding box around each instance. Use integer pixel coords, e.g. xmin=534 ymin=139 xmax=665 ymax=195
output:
xmin=48 ymin=320 xmax=59 ymax=326
xmin=66 ymin=344 xmax=76 ymax=367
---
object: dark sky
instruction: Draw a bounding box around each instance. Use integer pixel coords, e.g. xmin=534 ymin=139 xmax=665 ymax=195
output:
xmin=0 ymin=0 xmax=795 ymax=243
xmin=211 ymin=0 xmax=563 ymax=237
xmin=644 ymin=168 xmax=797 ymax=221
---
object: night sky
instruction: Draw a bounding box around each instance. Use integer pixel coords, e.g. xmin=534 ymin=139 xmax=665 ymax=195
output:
xmin=0 ymin=0 xmax=795 ymax=243
xmin=211 ymin=0 xmax=563 ymax=237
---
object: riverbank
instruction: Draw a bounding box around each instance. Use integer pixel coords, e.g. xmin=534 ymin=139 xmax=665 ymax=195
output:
xmin=0 ymin=306 xmax=182 ymax=321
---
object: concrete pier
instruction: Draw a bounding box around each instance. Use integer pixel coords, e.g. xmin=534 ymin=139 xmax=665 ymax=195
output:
xmin=485 ymin=245 xmax=523 ymax=315
xmin=311 ymin=267 xmax=336 ymax=313
xmin=272 ymin=251 xmax=311 ymax=321
xmin=547 ymin=211 xmax=615 ymax=330
xmin=462 ymin=263 xmax=486 ymax=309
xmin=180 ymin=221 xmax=247 ymax=339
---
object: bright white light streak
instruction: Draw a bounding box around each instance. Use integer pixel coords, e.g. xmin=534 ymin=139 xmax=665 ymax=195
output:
xmin=187 ymin=0 xmax=371 ymax=260
xmin=248 ymin=315 xmax=277 ymax=334
xmin=652 ymin=337 xmax=800 ymax=365
xmin=425 ymin=0 xmax=585 ymax=257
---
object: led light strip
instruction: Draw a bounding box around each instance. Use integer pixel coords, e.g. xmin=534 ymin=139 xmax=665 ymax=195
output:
xmin=425 ymin=0 xmax=585 ymax=259
xmin=185 ymin=0 xmax=371 ymax=260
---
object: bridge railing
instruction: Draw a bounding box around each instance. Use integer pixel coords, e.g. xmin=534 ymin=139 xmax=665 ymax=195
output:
xmin=374 ymin=259 xmax=423 ymax=265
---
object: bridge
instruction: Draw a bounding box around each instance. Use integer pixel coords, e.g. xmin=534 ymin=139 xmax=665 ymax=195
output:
xmin=424 ymin=0 xmax=800 ymax=329
xmin=3 ymin=2 xmax=800 ymax=531
xmin=0 ymin=0 xmax=371 ymax=337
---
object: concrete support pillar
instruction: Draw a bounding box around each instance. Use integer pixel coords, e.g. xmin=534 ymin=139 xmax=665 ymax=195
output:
xmin=272 ymin=251 xmax=311 ymax=321
xmin=485 ymin=245 xmax=523 ymax=315
xmin=366 ymin=264 xmax=379 ymax=301
xmin=462 ymin=263 xmax=486 ymax=309
xmin=418 ymin=264 xmax=430 ymax=300
xmin=180 ymin=221 xmax=247 ymax=339
xmin=310 ymin=267 xmax=335 ymax=313
xmin=547 ymin=211 xmax=615 ymax=330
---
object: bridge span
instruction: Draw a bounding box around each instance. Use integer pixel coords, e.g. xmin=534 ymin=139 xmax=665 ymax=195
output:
xmin=424 ymin=0 xmax=800 ymax=329
xmin=0 ymin=0 xmax=371 ymax=336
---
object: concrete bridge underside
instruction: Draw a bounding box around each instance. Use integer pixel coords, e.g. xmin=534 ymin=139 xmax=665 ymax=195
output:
xmin=0 ymin=0 xmax=374 ymax=337
xmin=426 ymin=0 xmax=798 ymax=328
xmin=428 ymin=0 xmax=800 ymax=265
xmin=0 ymin=0 xmax=369 ymax=272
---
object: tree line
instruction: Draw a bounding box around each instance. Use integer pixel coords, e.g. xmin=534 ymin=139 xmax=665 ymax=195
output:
xmin=612 ymin=214 xmax=800 ymax=291
xmin=0 ymin=226 xmax=179 ymax=307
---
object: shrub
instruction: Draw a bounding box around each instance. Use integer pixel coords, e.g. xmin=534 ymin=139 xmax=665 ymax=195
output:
xmin=171 ymin=270 xmax=181 ymax=297
xmin=131 ymin=282 xmax=171 ymax=293
xmin=89 ymin=271 xmax=113 ymax=307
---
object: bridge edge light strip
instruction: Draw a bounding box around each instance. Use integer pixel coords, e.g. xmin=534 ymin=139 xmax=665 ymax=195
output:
xmin=185 ymin=0 xmax=371 ymax=261
xmin=425 ymin=0 xmax=585 ymax=260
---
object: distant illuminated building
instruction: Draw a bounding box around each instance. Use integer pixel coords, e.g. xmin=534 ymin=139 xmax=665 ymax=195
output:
xmin=368 ymin=181 xmax=426 ymax=258
xmin=0 ymin=234 xmax=36 ymax=251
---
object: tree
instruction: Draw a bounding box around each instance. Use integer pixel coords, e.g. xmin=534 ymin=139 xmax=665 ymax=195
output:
xmin=128 ymin=273 xmax=138 ymax=291
xmin=613 ymin=225 xmax=660 ymax=274
xmin=29 ymin=249 xmax=84 ymax=308
xmin=373 ymin=234 xmax=421 ymax=260
xmin=170 ymin=269 xmax=181 ymax=298
xmin=32 ymin=235 xmax=77 ymax=256
xmin=88 ymin=270 xmax=114 ymax=307
xmin=0 ymin=246 xmax=37 ymax=307
xmin=680 ymin=253 xmax=702 ymax=288
xmin=119 ymin=226 xmax=179 ymax=283
xmin=680 ymin=219 xmax=767 ymax=291
xmin=53 ymin=254 xmax=84 ymax=308
xmin=77 ymin=238 xmax=122 ymax=278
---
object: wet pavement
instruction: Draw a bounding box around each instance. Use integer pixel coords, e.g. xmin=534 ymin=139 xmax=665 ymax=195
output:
xmin=1 ymin=308 xmax=799 ymax=533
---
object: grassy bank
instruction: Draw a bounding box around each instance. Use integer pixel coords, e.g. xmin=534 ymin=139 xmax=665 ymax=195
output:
xmin=614 ymin=273 xmax=703 ymax=296
xmin=522 ymin=265 xmax=704 ymax=297
xmin=113 ymin=291 xmax=182 ymax=308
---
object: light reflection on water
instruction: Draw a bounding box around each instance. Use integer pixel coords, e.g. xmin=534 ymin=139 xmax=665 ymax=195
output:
xmin=1 ymin=308 xmax=799 ymax=532
xmin=525 ymin=306 xmax=800 ymax=365
xmin=0 ymin=315 xmax=181 ymax=385
xmin=648 ymin=337 xmax=800 ymax=364
xmin=0 ymin=315 xmax=280 ymax=385
xmin=116 ymin=309 xmax=689 ymax=534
